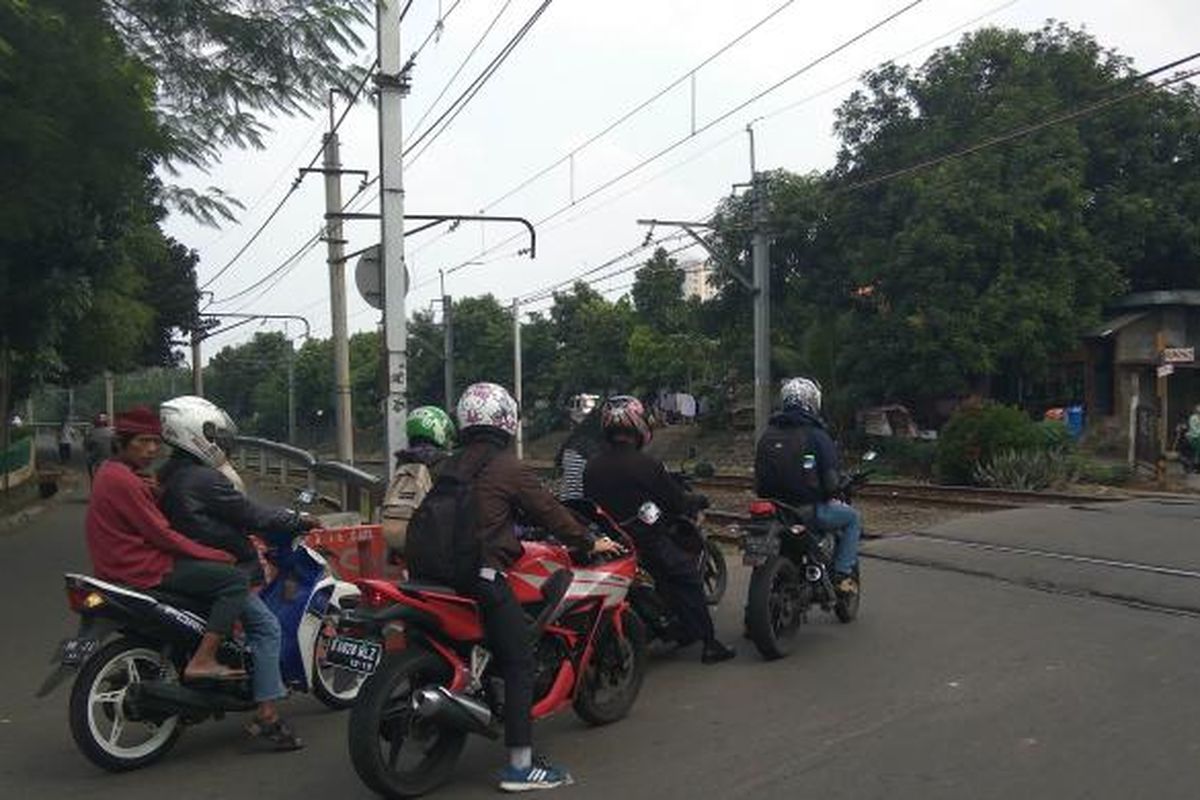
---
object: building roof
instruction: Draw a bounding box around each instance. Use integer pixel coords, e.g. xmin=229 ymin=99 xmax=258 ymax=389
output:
xmin=1084 ymin=311 xmax=1148 ymax=339
xmin=1110 ymin=290 xmax=1200 ymax=310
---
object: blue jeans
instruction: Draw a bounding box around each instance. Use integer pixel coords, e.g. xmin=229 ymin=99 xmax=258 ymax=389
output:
xmin=243 ymin=593 xmax=287 ymax=703
xmin=814 ymin=501 xmax=862 ymax=576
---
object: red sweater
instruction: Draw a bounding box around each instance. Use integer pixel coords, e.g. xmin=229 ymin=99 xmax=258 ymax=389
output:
xmin=85 ymin=460 xmax=231 ymax=588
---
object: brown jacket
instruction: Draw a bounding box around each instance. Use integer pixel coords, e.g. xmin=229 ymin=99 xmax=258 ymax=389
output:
xmin=456 ymin=434 xmax=592 ymax=569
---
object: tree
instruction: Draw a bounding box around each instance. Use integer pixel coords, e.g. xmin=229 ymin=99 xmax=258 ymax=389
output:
xmin=100 ymin=0 xmax=370 ymax=223
xmin=631 ymin=248 xmax=687 ymax=332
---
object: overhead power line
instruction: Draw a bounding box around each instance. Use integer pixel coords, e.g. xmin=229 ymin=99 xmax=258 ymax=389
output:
xmin=404 ymin=0 xmax=557 ymax=166
xmin=442 ymin=0 xmax=929 ymax=278
xmin=408 ymin=0 xmax=517 ymax=140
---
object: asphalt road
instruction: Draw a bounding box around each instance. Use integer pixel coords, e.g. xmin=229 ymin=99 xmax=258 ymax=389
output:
xmin=3 ymin=476 xmax=1200 ymax=799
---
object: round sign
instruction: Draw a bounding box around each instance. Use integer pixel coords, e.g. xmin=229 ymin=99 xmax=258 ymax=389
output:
xmin=354 ymin=245 xmax=410 ymax=310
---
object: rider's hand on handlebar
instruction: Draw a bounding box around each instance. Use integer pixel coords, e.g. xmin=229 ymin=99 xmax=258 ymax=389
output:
xmin=591 ymin=536 xmax=623 ymax=555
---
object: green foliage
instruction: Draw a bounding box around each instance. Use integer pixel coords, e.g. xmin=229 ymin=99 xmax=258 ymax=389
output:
xmin=871 ymin=437 xmax=938 ymax=480
xmin=1075 ymin=458 xmax=1133 ymax=486
xmin=973 ymin=448 xmax=1078 ymax=490
xmin=935 ymin=404 xmax=1040 ymax=484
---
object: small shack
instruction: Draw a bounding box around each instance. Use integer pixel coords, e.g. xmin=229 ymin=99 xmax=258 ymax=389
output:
xmin=1083 ymin=291 xmax=1200 ymax=461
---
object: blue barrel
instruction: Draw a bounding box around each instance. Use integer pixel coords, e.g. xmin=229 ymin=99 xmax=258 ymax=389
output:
xmin=1065 ymin=404 xmax=1085 ymax=439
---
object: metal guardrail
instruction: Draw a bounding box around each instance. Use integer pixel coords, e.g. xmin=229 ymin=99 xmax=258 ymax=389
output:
xmin=232 ymin=436 xmax=385 ymax=519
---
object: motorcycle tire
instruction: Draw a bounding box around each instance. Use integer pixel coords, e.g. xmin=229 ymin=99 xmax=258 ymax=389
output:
xmin=746 ymin=556 xmax=804 ymax=660
xmin=348 ymin=648 xmax=466 ymax=799
xmin=701 ymin=538 xmax=728 ymax=606
xmin=574 ymin=610 xmax=647 ymax=726
xmin=312 ymin=608 xmax=367 ymax=711
xmin=68 ymin=637 xmax=183 ymax=772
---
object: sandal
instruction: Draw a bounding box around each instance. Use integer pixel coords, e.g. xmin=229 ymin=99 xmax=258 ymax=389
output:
xmin=244 ymin=717 xmax=304 ymax=751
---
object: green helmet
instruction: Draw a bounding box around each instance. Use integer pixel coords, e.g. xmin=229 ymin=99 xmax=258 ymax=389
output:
xmin=407 ymin=406 xmax=455 ymax=449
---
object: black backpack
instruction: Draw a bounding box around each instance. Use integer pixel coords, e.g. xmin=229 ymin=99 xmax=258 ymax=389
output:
xmin=404 ymin=447 xmax=498 ymax=592
xmin=754 ymin=424 xmax=822 ymax=503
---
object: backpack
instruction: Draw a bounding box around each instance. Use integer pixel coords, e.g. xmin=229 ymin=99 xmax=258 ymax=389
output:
xmin=404 ymin=448 xmax=498 ymax=592
xmin=380 ymin=462 xmax=434 ymax=551
xmin=754 ymin=424 xmax=822 ymax=503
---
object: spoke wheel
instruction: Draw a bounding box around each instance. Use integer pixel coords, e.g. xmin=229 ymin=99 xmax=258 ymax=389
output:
xmin=746 ymin=557 xmax=804 ymax=660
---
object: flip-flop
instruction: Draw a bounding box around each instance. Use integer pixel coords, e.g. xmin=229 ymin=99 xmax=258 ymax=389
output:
xmin=244 ymin=718 xmax=304 ymax=751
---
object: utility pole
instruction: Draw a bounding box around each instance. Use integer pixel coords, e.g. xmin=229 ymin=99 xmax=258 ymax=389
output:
xmin=379 ymin=0 xmax=409 ymax=473
xmin=748 ymin=124 xmax=771 ymax=441
xmin=191 ymin=332 xmax=204 ymax=396
xmin=441 ymin=270 xmax=454 ymax=413
xmin=287 ymin=345 xmax=297 ymax=445
xmin=103 ymin=370 xmax=114 ymax=420
xmin=512 ymin=299 xmax=524 ymax=459
xmin=324 ymin=91 xmax=354 ymax=464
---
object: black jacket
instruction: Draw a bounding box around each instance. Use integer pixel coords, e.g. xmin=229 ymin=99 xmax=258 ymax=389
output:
xmin=158 ymin=453 xmax=307 ymax=576
xmin=583 ymin=442 xmax=707 ymax=530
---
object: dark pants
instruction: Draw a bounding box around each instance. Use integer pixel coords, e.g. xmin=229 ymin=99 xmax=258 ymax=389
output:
xmin=475 ymin=574 xmax=533 ymax=748
xmin=639 ymin=534 xmax=714 ymax=645
xmin=159 ymin=559 xmax=249 ymax=637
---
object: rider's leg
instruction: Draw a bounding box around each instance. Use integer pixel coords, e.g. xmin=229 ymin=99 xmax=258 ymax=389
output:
xmin=476 ymin=573 xmax=534 ymax=757
xmin=241 ymin=593 xmax=286 ymax=714
xmin=646 ymin=537 xmax=734 ymax=663
xmin=159 ymin=559 xmax=249 ymax=678
xmin=815 ymin=501 xmax=863 ymax=577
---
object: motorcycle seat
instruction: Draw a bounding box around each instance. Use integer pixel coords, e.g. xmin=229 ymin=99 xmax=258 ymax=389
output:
xmin=399 ymin=581 xmax=460 ymax=597
xmin=147 ymin=589 xmax=214 ymax=617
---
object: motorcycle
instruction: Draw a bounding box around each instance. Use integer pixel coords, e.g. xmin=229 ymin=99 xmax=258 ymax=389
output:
xmin=336 ymin=504 xmax=646 ymax=798
xmin=668 ymin=469 xmax=728 ymax=606
xmin=739 ymin=452 xmax=875 ymax=660
xmin=36 ymin=489 xmax=365 ymax=772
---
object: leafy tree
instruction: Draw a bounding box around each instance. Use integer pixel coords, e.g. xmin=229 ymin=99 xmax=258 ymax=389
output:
xmin=631 ymin=248 xmax=687 ymax=332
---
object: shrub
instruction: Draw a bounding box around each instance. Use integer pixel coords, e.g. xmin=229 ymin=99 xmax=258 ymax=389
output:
xmin=870 ymin=437 xmax=937 ymax=480
xmin=1035 ymin=420 xmax=1073 ymax=452
xmin=1076 ymin=459 xmax=1134 ymax=486
xmin=935 ymin=404 xmax=1040 ymax=485
xmin=974 ymin=448 xmax=1078 ymax=491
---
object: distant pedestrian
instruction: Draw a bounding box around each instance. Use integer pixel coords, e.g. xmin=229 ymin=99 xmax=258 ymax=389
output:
xmin=58 ymin=423 xmax=73 ymax=464
xmin=86 ymin=413 xmax=114 ymax=484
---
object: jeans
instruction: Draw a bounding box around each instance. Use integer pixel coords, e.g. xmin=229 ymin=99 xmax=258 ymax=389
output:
xmin=475 ymin=575 xmax=533 ymax=748
xmin=242 ymin=593 xmax=287 ymax=703
xmin=814 ymin=501 xmax=862 ymax=576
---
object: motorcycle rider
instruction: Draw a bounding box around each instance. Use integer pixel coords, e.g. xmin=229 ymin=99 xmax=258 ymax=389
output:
xmin=84 ymin=406 xmax=249 ymax=682
xmin=394 ymin=405 xmax=455 ymax=474
xmin=409 ymin=382 xmax=621 ymax=792
xmin=382 ymin=406 xmax=456 ymax=562
xmin=583 ymin=396 xmax=736 ymax=664
xmin=755 ymin=377 xmax=862 ymax=595
xmin=157 ymin=396 xmax=317 ymax=751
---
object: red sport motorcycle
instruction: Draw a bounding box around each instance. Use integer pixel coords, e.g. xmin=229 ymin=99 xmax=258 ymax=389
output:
xmin=335 ymin=503 xmax=646 ymax=798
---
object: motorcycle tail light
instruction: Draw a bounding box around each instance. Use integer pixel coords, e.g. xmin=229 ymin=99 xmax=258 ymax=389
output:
xmin=67 ymin=588 xmax=105 ymax=612
xmin=749 ymin=500 xmax=776 ymax=517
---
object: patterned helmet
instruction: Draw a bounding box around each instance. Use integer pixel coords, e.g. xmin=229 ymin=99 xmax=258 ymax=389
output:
xmin=780 ymin=377 xmax=822 ymax=414
xmin=456 ymin=382 xmax=519 ymax=437
xmin=407 ymin=405 xmax=455 ymax=448
xmin=600 ymin=395 xmax=652 ymax=448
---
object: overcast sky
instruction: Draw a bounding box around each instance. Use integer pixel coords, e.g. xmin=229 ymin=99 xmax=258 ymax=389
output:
xmin=164 ymin=0 xmax=1199 ymax=359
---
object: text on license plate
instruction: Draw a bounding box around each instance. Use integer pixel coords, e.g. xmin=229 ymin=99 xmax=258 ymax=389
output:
xmin=60 ymin=638 xmax=99 ymax=667
xmin=322 ymin=636 xmax=383 ymax=674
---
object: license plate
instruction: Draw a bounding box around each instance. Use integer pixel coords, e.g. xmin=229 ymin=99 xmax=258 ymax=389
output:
xmin=322 ymin=636 xmax=383 ymax=674
xmin=58 ymin=637 xmax=99 ymax=667
xmin=741 ymin=535 xmax=779 ymax=566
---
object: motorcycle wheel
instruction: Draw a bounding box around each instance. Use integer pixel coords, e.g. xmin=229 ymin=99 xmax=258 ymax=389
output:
xmin=834 ymin=568 xmax=861 ymax=624
xmin=312 ymin=608 xmax=367 ymax=710
xmin=574 ymin=610 xmax=647 ymax=726
xmin=348 ymin=648 xmax=466 ymax=799
xmin=746 ymin=556 xmax=804 ymax=660
xmin=700 ymin=538 xmax=728 ymax=606
xmin=68 ymin=637 xmax=182 ymax=772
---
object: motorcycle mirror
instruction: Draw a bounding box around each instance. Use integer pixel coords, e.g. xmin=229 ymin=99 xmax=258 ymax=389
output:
xmin=295 ymin=488 xmax=318 ymax=506
xmin=862 ymin=451 xmax=878 ymax=463
xmin=637 ymin=501 xmax=662 ymax=526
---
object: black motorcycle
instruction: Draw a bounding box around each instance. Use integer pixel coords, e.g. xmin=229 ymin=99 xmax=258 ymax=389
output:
xmin=739 ymin=452 xmax=875 ymax=660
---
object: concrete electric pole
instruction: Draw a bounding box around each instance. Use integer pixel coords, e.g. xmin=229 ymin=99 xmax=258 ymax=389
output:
xmin=512 ymin=299 xmax=524 ymax=460
xmin=441 ymin=270 xmax=454 ymax=413
xmin=379 ymin=0 xmax=409 ymax=474
xmin=748 ymin=124 xmax=771 ymax=441
xmin=323 ymin=91 xmax=355 ymax=464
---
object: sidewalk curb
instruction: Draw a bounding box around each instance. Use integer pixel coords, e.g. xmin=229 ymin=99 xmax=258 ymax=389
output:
xmin=0 ymin=503 xmax=46 ymax=532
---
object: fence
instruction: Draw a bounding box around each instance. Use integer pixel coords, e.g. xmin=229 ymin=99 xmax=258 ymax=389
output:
xmin=1 ymin=436 xmax=35 ymax=489
xmin=232 ymin=436 xmax=386 ymax=520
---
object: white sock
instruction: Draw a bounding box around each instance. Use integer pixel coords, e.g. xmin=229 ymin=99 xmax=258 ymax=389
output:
xmin=509 ymin=747 xmax=533 ymax=770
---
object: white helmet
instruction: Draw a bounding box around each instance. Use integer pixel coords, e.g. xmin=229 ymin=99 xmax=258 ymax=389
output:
xmin=160 ymin=395 xmax=238 ymax=468
xmin=780 ymin=377 xmax=822 ymax=414
xmin=456 ymin=382 xmax=519 ymax=438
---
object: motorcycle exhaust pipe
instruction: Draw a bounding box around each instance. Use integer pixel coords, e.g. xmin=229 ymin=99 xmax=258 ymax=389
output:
xmin=412 ymin=686 xmax=497 ymax=739
xmin=129 ymin=681 xmax=255 ymax=716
